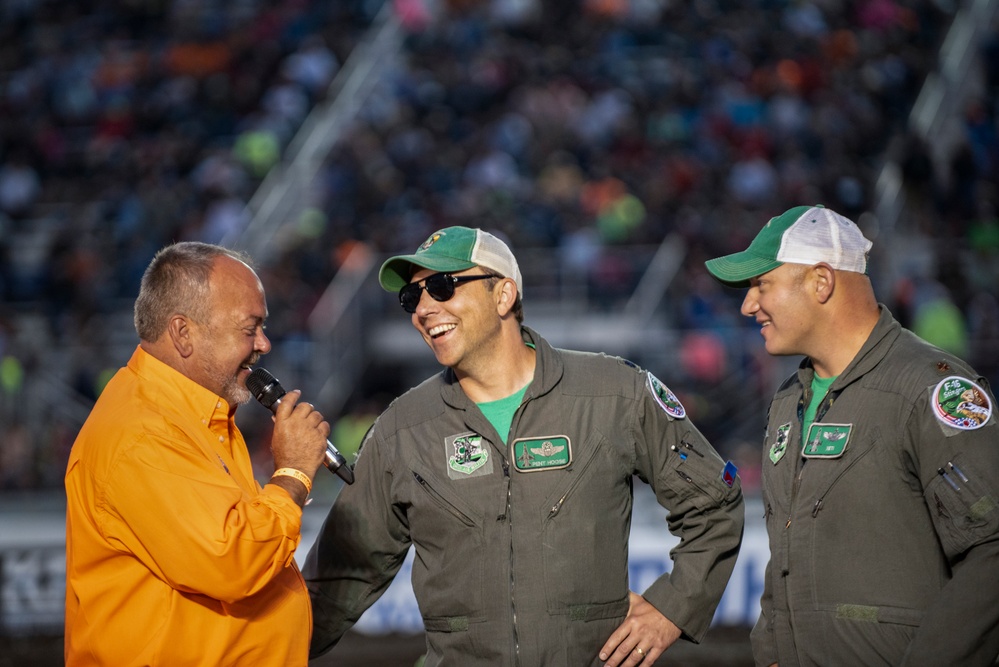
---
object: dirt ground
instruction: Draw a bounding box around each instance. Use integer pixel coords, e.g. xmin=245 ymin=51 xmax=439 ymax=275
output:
xmin=2 ymin=625 xmax=753 ymax=666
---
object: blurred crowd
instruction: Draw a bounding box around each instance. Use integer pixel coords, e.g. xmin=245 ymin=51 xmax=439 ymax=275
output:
xmin=1 ymin=0 xmax=998 ymax=491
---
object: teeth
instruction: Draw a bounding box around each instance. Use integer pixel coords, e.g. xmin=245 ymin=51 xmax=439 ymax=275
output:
xmin=429 ymin=323 xmax=456 ymax=337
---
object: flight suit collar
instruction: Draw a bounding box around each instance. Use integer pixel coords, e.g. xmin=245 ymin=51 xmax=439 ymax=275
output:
xmin=438 ymin=326 xmax=564 ymax=409
xmin=796 ymin=304 xmax=900 ymax=394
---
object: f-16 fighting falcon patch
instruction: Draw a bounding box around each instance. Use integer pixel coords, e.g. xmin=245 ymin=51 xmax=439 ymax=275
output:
xmin=931 ymin=376 xmax=993 ymax=431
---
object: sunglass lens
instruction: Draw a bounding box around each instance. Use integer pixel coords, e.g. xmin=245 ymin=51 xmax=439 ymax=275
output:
xmin=399 ymin=284 xmax=421 ymax=313
xmin=398 ymin=274 xmax=458 ymax=313
xmin=424 ymin=274 xmax=455 ymax=302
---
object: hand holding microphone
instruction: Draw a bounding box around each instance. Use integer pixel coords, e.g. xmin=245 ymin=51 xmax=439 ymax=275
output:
xmin=247 ymin=368 xmax=355 ymax=485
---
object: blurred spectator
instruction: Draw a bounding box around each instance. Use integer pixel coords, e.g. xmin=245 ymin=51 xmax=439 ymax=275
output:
xmin=2 ymin=0 xmax=999 ymax=490
xmin=0 ymin=153 xmax=42 ymax=219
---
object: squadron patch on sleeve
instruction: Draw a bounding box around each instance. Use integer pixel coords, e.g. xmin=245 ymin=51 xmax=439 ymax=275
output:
xmin=646 ymin=373 xmax=686 ymax=420
xmin=931 ymin=376 xmax=993 ymax=431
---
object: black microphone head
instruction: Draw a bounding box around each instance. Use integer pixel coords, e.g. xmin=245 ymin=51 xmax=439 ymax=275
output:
xmin=246 ymin=367 xmax=285 ymax=410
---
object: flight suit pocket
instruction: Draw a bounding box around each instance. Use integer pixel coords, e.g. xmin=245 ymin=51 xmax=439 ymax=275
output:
xmin=408 ymin=467 xmax=485 ymax=618
xmin=666 ymin=435 xmax=741 ymax=510
xmin=925 ymin=452 xmax=999 ymax=557
xmin=541 ymin=432 xmax=628 ymax=611
xmin=413 ymin=469 xmax=478 ymax=527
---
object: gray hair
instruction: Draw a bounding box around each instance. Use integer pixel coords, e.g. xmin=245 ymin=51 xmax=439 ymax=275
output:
xmin=134 ymin=242 xmax=253 ymax=341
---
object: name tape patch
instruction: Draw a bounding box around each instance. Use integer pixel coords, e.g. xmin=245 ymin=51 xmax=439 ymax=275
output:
xmin=511 ymin=435 xmax=571 ymax=472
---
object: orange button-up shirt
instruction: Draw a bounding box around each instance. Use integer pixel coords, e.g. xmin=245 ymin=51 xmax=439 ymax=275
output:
xmin=65 ymin=346 xmax=311 ymax=665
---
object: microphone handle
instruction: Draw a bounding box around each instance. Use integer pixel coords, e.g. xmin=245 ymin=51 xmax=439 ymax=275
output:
xmin=324 ymin=441 xmax=355 ymax=485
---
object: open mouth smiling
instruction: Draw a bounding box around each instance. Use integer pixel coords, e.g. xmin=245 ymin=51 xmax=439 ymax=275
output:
xmin=428 ymin=323 xmax=456 ymax=339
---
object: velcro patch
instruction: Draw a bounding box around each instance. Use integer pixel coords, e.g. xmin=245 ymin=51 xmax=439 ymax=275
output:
xmin=647 ymin=373 xmax=686 ymax=419
xmin=802 ymin=423 xmax=852 ymax=459
xmin=511 ymin=435 xmax=571 ymax=472
xmin=446 ymin=432 xmax=492 ymax=479
xmin=770 ymin=423 xmax=791 ymax=465
xmin=722 ymin=461 xmax=738 ymax=487
xmin=931 ymin=376 xmax=993 ymax=430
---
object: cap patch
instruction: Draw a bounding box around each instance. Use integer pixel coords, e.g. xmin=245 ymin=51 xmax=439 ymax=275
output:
xmin=419 ymin=232 xmax=444 ymax=252
xmin=931 ymin=376 xmax=993 ymax=430
xmin=647 ymin=373 xmax=686 ymax=419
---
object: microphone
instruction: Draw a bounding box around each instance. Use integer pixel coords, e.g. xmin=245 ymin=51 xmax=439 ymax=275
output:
xmin=246 ymin=367 xmax=354 ymax=485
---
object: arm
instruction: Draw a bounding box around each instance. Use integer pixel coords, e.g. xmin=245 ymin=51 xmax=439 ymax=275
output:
xmin=95 ymin=388 xmax=328 ymax=603
xmin=266 ymin=388 xmax=330 ymax=507
xmin=302 ymin=422 xmax=412 ymax=658
xmin=641 ymin=423 xmax=745 ymax=640
xmin=901 ymin=379 xmax=999 ymax=666
xmin=900 ymin=537 xmax=999 ymax=667
xmin=603 ymin=375 xmax=745 ymax=661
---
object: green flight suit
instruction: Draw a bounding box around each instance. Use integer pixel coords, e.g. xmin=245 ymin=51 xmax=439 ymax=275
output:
xmin=305 ymin=327 xmax=745 ymax=666
xmin=754 ymin=307 xmax=999 ymax=666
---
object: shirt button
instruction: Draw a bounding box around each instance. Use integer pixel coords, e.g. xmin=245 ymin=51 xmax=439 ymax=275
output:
xmin=218 ymin=436 xmax=224 ymax=443
xmin=217 ymin=402 xmax=222 ymax=409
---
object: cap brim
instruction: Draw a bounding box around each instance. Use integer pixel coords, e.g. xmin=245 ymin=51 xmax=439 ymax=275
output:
xmin=378 ymin=254 xmax=478 ymax=292
xmin=704 ymin=252 xmax=783 ymax=287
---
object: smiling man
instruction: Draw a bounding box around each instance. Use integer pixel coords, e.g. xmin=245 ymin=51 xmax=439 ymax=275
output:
xmin=705 ymin=205 xmax=999 ymax=666
xmin=304 ymin=227 xmax=745 ymax=667
xmin=64 ymin=242 xmax=331 ymax=666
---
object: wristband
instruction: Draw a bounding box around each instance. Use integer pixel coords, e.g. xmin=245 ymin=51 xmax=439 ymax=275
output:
xmin=272 ymin=467 xmax=312 ymax=495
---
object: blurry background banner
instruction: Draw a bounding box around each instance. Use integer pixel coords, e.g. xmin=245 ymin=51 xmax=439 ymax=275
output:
xmin=2 ymin=0 xmax=999 ymax=648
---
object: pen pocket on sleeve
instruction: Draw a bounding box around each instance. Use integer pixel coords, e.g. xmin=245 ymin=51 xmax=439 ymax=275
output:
xmin=925 ymin=454 xmax=999 ymax=556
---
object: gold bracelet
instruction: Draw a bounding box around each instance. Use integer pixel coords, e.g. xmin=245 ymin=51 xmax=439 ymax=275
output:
xmin=272 ymin=467 xmax=312 ymax=495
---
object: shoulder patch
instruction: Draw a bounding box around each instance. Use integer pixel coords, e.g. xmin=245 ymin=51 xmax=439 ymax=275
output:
xmin=931 ymin=376 xmax=992 ymax=430
xmin=646 ymin=373 xmax=686 ymax=419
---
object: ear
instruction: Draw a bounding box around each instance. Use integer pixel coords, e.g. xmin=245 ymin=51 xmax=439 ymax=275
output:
xmin=812 ymin=263 xmax=835 ymax=304
xmin=495 ymin=278 xmax=517 ymax=317
xmin=167 ymin=314 xmax=195 ymax=358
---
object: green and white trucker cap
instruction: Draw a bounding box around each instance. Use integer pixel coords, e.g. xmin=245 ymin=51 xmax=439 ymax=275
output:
xmin=378 ymin=226 xmax=524 ymax=295
xmin=704 ymin=205 xmax=873 ymax=287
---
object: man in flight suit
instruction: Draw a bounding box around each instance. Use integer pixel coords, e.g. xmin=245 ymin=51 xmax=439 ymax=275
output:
xmin=705 ymin=205 xmax=999 ymax=666
xmin=305 ymin=226 xmax=745 ymax=666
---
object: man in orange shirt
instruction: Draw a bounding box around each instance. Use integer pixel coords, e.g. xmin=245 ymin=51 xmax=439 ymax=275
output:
xmin=64 ymin=242 xmax=330 ymax=665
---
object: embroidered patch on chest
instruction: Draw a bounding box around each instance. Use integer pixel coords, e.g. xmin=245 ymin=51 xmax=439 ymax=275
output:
xmin=446 ymin=432 xmax=492 ymax=478
xmin=931 ymin=376 xmax=993 ymax=430
xmin=511 ymin=435 xmax=571 ymax=472
xmin=770 ymin=423 xmax=791 ymax=464
xmin=802 ymin=423 xmax=852 ymax=458
xmin=646 ymin=373 xmax=686 ymax=419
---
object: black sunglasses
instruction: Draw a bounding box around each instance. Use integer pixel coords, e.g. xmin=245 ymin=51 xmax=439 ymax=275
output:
xmin=399 ymin=273 xmax=494 ymax=313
